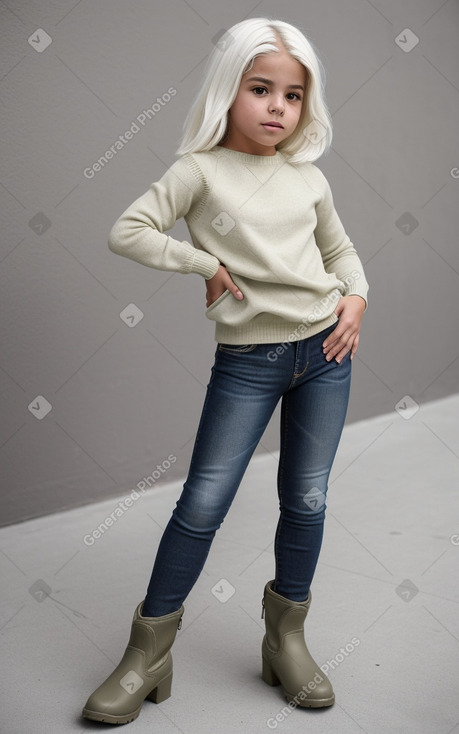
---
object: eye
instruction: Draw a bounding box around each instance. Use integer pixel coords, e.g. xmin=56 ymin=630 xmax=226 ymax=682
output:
xmin=252 ymin=86 xmax=268 ymax=95
xmin=287 ymin=92 xmax=302 ymax=101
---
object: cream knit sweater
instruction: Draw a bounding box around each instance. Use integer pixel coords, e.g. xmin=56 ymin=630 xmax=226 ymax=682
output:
xmin=108 ymin=145 xmax=369 ymax=344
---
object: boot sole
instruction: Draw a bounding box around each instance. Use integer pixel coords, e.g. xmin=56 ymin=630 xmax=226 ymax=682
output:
xmin=285 ymin=691 xmax=335 ymax=708
xmin=262 ymin=656 xmax=335 ymax=708
xmin=82 ymin=707 xmax=140 ymax=725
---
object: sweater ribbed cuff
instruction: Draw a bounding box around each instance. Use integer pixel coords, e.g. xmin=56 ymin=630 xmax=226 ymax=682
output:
xmin=344 ymin=281 xmax=368 ymax=309
xmin=189 ymin=249 xmax=220 ymax=279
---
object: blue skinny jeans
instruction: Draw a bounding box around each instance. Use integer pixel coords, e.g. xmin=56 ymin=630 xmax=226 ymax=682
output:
xmin=142 ymin=322 xmax=351 ymax=616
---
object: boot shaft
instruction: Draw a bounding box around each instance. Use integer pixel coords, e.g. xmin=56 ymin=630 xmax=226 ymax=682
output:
xmin=128 ymin=602 xmax=183 ymax=663
xmin=262 ymin=581 xmax=310 ymax=651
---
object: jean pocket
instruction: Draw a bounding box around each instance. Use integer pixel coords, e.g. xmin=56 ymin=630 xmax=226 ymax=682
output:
xmin=218 ymin=343 xmax=258 ymax=354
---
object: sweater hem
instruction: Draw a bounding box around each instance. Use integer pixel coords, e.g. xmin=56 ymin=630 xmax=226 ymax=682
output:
xmin=214 ymin=312 xmax=339 ymax=345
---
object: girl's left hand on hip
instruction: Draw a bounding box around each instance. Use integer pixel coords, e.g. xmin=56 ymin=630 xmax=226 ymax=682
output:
xmin=322 ymin=295 xmax=366 ymax=363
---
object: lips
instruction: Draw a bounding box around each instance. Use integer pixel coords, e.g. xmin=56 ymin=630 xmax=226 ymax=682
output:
xmin=262 ymin=122 xmax=284 ymax=129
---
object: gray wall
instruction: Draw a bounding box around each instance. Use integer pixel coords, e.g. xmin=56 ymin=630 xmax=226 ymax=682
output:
xmin=1 ymin=0 xmax=458 ymax=527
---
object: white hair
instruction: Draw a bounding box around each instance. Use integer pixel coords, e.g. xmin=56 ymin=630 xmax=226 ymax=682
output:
xmin=176 ymin=17 xmax=332 ymax=163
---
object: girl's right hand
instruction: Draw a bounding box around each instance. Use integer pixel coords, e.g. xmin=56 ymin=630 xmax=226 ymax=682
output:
xmin=205 ymin=264 xmax=244 ymax=307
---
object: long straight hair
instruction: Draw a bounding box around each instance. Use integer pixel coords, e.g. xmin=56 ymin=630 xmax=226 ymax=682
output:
xmin=176 ymin=17 xmax=332 ymax=163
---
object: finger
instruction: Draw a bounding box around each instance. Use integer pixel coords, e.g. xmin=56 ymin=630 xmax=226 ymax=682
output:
xmin=324 ymin=330 xmax=355 ymax=361
xmin=226 ymin=277 xmax=243 ymax=300
xmin=323 ymin=325 xmax=350 ymax=355
xmin=335 ymin=345 xmax=351 ymax=364
xmin=322 ymin=326 xmax=344 ymax=351
xmin=328 ymin=339 xmax=352 ymax=363
xmin=335 ymin=332 xmax=360 ymax=363
xmin=350 ymin=333 xmax=360 ymax=360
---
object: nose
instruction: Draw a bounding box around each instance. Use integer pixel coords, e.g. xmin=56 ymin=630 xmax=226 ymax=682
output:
xmin=269 ymin=94 xmax=284 ymax=116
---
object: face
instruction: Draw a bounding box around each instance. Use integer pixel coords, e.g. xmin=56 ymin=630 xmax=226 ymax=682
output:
xmin=221 ymin=46 xmax=307 ymax=156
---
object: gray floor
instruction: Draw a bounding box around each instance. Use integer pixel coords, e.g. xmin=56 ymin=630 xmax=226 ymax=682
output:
xmin=1 ymin=394 xmax=458 ymax=734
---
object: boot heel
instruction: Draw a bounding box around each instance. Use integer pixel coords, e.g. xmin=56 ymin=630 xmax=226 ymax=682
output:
xmin=262 ymin=657 xmax=280 ymax=686
xmin=147 ymin=673 xmax=172 ymax=704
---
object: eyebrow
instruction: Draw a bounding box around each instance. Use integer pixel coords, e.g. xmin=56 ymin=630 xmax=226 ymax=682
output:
xmin=245 ymin=76 xmax=304 ymax=91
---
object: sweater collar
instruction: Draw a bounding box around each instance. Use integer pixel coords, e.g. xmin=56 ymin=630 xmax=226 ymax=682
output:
xmin=213 ymin=145 xmax=285 ymax=165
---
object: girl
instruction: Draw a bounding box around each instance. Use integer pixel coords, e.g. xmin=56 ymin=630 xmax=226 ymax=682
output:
xmin=83 ymin=16 xmax=368 ymax=725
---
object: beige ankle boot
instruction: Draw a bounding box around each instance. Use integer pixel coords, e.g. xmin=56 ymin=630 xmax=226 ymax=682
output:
xmin=82 ymin=601 xmax=184 ymax=725
xmin=261 ymin=580 xmax=334 ymax=708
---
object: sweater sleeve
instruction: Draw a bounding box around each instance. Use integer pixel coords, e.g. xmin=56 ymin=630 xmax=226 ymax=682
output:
xmin=313 ymin=168 xmax=369 ymax=306
xmin=108 ymin=156 xmax=220 ymax=280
